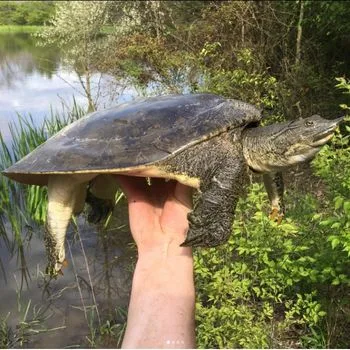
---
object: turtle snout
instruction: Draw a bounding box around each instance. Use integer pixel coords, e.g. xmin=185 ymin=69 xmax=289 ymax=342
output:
xmin=327 ymin=116 xmax=344 ymax=130
xmin=335 ymin=116 xmax=345 ymax=125
xmin=311 ymin=117 xmax=343 ymax=147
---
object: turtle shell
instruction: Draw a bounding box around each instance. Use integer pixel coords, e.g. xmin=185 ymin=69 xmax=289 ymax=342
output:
xmin=3 ymin=94 xmax=261 ymax=186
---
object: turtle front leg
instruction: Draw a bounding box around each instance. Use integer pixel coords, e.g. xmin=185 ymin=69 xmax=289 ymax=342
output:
xmin=181 ymin=159 xmax=246 ymax=247
xmin=45 ymin=174 xmax=92 ymax=277
xmin=263 ymin=172 xmax=285 ymax=224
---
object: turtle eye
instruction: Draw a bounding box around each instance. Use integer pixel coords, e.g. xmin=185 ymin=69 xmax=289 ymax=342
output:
xmin=305 ymin=120 xmax=314 ymax=127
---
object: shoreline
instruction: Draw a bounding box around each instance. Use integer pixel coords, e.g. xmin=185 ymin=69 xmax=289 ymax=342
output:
xmin=0 ymin=25 xmax=43 ymax=33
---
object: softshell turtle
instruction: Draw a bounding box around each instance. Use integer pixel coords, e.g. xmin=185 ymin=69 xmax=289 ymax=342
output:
xmin=2 ymin=94 xmax=343 ymax=276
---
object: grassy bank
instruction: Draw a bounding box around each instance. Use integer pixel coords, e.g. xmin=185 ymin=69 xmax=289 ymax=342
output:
xmin=0 ymin=25 xmax=42 ymax=33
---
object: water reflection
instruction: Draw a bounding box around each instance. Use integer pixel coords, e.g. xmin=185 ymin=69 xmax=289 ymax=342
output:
xmin=0 ymin=33 xmax=59 ymax=87
xmin=0 ymin=33 xmax=132 ymax=144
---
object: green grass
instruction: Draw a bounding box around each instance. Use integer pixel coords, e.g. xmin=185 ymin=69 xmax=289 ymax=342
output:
xmin=0 ymin=25 xmax=43 ymax=33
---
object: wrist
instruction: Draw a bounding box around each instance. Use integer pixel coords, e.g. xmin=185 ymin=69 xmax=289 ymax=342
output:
xmin=136 ymin=237 xmax=193 ymax=260
xmin=123 ymin=232 xmax=196 ymax=349
xmin=134 ymin=244 xmax=194 ymax=287
xmin=123 ymin=249 xmax=196 ymax=349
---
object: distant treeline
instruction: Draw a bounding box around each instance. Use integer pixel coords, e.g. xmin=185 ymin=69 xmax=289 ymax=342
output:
xmin=0 ymin=1 xmax=55 ymax=26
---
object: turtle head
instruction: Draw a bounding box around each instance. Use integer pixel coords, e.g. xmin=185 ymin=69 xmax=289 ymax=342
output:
xmin=242 ymin=115 xmax=343 ymax=173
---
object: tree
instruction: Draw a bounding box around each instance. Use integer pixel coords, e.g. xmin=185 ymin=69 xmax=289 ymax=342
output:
xmin=97 ymin=1 xmax=206 ymax=94
xmin=37 ymin=1 xmax=110 ymax=111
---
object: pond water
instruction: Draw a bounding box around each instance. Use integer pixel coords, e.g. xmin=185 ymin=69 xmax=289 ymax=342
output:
xmin=0 ymin=32 xmax=136 ymax=347
xmin=0 ymin=32 xmax=136 ymax=143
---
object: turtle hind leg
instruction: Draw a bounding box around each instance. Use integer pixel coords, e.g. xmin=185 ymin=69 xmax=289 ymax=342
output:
xmin=263 ymin=172 xmax=285 ymax=224
xmin=181 ymin=159 xmax=246 ymax=248
xmin=45 ymin=174 xmax=91 ymax=277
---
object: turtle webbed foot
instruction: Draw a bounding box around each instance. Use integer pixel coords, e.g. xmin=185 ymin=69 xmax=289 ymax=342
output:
xmin=181 ymin=212 xmax=208 ymax=247
xmin=45 ymin=259 xmax=68 ymax=279
xmin=269 ymin=207 xmax=284 ymax=224
xmin=181 ymin=210 xmax=231 ymax=247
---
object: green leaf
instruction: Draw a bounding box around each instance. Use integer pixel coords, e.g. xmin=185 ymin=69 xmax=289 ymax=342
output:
xmin=344 ymin=201 xmax=350 ymax=216
xmin=330 ymin=237 xmax=340 ymax=249
xmin=334 ymin=196 xmax=344 ymax=210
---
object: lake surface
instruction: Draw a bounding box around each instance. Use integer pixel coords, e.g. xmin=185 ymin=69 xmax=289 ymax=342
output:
xmin=0 ymin=32 xmax=137 ymax=143
xmin=0 ymin=32 xmax=136 ymax=347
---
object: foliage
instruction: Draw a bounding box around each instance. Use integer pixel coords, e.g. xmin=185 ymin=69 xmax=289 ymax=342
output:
xmin=0 ymin=1 xmax=54 ymax=26
xmin=100 ymin=1 xmax=347 ymax=119
xmin=313 ymin=79 xmax=350 ymax=274
xmin=194 ymin=141 xmax=350 ymax=347
xmin=0 ymin=270 xmax=74 ymax=349
xmin=0 ymin=307 xmax=42 ymax=348
xmin=86 ymin=306 xmax=127 ymax=348
xmin=199 ymin=45 xmax=280 ymax=112
xmin=0 ymin=295 xmax=64 ymax=349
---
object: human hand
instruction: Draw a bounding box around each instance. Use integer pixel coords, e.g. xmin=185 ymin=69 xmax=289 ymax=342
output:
xmin=115 ymin=175 xmax=196 ymax=348
xmin=115 ymin=175 xmax=193 ymax=257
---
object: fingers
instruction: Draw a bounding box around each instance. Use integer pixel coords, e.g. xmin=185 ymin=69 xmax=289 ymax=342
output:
xmin=113 ymin=175 xmax=149 ymax=201
xmin=174 ymin=182 xmax=193 ymax=210
xmin=114 ymin=175 xmax=194 ymax=210
xmin=146 ymin=179 xmax=193 ymax=210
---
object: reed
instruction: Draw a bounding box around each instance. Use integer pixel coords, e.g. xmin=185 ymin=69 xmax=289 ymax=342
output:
xmin=0 ymin=99 xmax=86 ymax=283
xmin=0 ymin=279 xmax=66 ymax=348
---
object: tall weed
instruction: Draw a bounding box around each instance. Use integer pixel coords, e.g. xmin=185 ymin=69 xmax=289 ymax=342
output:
xmin=0 ymin=100 xmax=86 ymax=283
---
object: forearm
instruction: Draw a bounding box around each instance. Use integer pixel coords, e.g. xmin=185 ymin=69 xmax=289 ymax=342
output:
xmin=122 ymin=247 xmax=196 ymax=349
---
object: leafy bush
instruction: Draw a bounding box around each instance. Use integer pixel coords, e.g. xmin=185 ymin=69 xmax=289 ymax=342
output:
xmin=199 ymin=46 xmax=280 ymax=112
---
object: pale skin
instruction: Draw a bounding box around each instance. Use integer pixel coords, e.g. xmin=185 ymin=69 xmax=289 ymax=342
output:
xmin=115 ymin=175 xmax=196 ymax=349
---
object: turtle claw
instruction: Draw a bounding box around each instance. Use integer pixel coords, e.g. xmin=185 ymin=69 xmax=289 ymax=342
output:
xmin=45 ymin=259 xmax=68 ymax=279
xmin=184 ymin=212 xmax=208 ymax=246
xmin=187 ymin=212 xmax=203 ymax=227
xmin=269 ymin=208 xmax=284 ymax=224
xmin=181 ymin=234 xmax=204 ymax=247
